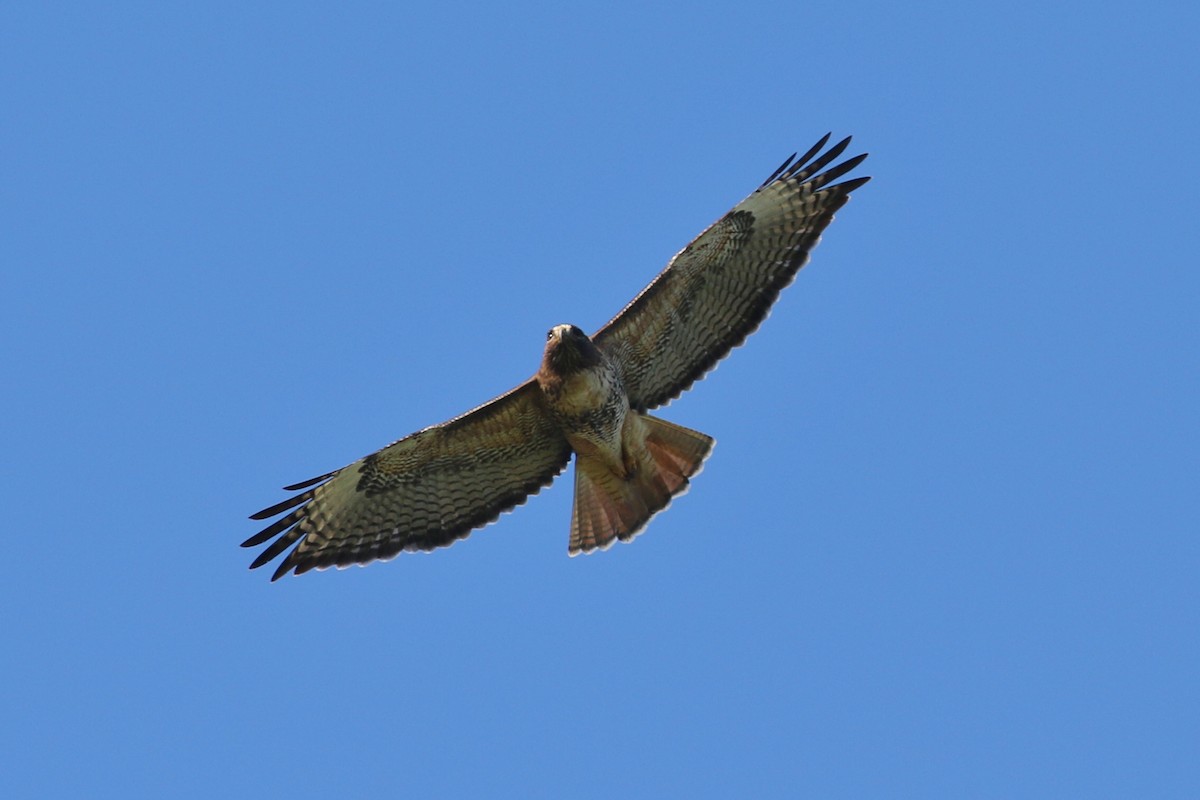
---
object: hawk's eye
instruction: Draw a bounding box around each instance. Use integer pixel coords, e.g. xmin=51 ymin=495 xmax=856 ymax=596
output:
xmin=546 ymin=328 xmax=554 ymax=341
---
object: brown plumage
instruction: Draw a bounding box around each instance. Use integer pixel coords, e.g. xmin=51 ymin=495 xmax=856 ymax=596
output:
xmin=245 ymin=134 xmax=869 ymax=579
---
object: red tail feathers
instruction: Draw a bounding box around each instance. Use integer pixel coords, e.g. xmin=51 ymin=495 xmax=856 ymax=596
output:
xmin=569 ymin=415 xmax=714 ymax=554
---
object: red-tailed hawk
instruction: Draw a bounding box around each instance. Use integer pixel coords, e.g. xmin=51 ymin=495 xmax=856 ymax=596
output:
xmin=245 ymin=134 xmax=869 ymax=579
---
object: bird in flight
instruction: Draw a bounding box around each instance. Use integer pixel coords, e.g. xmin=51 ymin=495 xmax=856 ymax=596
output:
xmin=245 ymin=134 xmax=869 ymax=580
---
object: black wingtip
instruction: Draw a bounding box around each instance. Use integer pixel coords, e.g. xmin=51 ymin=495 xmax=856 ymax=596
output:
xmin=838 ymin=151 xmax=869 ymax=173
xmin=282 ymin=472 xmax=334 ymax=492
xmin=807 ymin=152 xmax=871 ymax=192
xmin=809 ymin=136 xmax=852 ymax=173
xmin=760 ymin=153 xmax=798 ymax=188
xmin=835 ymin=175 xmax=872 ymax=195
xmin=244 ymin=548 xmax=291 ymax=580
xmin=799 ymin=133 xmax=833 ymax=167
xmin=763 ymin=133 xmax=869 ymax=190
xmin=762 ymin=133 xmax=839 ymax=188
xmin=249 ymin=491 xmax=310 ymax=521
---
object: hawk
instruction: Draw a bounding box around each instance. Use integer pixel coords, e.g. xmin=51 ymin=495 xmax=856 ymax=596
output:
xmin=245 ymin=134 xmax=869 ymax=579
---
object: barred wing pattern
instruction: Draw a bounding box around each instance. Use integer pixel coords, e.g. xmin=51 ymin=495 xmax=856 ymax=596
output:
xmin=243 ymin=380 xmax=572 ymax=580
xmin=593 ymin=134 xmax=869 ymax=411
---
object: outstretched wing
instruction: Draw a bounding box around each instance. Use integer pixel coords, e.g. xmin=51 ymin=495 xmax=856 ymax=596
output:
xmin=593 ymin=134 xmax=870 ymax=411
xmin=243 ymin=380 xmax=571 ymax=580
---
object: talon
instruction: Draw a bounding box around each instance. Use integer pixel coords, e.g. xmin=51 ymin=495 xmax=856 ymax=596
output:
xmin=622 ymin=449 xmax=640 ymax=480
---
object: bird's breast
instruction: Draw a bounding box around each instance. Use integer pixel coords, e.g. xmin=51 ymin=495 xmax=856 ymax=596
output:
xmin=541 ymin=360 xmax=629 ymax=459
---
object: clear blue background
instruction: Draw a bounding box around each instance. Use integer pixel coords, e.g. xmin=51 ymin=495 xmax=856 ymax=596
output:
xmin=3 ymin=2 xmax=1196 ymax=797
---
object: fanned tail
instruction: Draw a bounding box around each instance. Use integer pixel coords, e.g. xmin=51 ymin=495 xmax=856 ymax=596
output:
xmin=569 ymin=415 xmax=714 ymax=554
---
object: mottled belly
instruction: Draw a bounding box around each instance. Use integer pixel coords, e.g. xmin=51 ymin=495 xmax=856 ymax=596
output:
xmin=545 ymin=364 xmax=629 ymax=463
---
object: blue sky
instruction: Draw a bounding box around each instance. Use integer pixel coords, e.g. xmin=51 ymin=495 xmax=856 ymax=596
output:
xmin=3 ymin=1 xmax=1197 ymax=797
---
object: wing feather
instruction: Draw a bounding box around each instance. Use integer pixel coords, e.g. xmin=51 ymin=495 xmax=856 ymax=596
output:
xmin=244 ymin=380 xmax=571 ymax=580
xmin=593 ymin=135 xmax=870 ymax=410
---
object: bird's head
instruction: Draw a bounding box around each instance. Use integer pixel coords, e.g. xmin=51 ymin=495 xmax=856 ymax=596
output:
xmin=542 ymin=324 xmax=602 ymax=375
